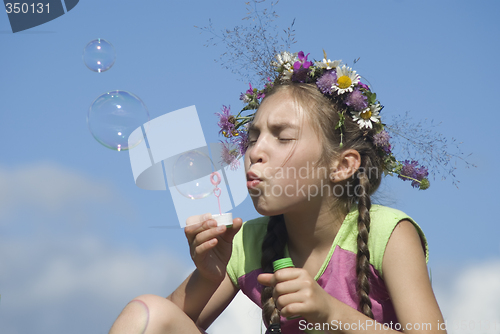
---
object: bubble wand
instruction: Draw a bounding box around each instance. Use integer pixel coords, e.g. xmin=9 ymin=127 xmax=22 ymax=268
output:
xmin=210 ymin=171 xmax=233 ymax=227
xmin=210 ymin=172 xmax=222 ymax=215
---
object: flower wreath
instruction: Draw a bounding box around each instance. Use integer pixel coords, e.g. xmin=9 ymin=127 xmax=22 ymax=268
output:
xmin=216 ymin=50 xmax=430 ymax=190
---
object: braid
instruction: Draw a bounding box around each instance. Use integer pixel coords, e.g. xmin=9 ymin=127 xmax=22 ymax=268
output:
xmin=260 ymin=214 xmax=288 ymax=327
xmin=355 ymin=159 xmax=374 ymax=319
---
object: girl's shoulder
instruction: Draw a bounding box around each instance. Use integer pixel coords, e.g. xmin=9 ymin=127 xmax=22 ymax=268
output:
xmin=339 ymin=205 xmax=429 ymax=276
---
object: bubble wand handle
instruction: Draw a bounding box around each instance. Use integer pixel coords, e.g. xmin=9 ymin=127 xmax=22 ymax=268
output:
xmin=210 ymin=172 xmax=222 ymax=215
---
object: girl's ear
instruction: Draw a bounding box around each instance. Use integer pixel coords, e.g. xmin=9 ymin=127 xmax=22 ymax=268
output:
xmin=329 ymin=149 xmax=361 ymax=182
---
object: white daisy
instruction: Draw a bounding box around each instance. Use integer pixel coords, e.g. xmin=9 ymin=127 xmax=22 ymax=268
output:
xmin=332 ymin=65 xmax=360 ymax=95
xmin=315 ymin=58 xmax=341 ymax=70
xmin=282 ymin=68 xmax=293 ymax=81
xmin=271 ymin=51 xmax=298 ymax=68
xmin=351 ymin=104 xmax=382 ymax=129
xmin=270 ymin=51 xmax=297 ymax=81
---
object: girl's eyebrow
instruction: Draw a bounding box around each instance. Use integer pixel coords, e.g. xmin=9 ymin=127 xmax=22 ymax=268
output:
xmin=248 ymin=121 xmax=298 ymax=133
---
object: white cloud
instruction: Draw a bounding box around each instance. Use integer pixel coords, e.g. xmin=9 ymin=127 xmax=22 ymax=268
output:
xmin=0 ymin=162 xmax=114 ymax=218
xmin=433 ymin=260 xmax=500 ymax=333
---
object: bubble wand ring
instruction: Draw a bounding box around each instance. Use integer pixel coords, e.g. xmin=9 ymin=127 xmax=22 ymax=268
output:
xmin=210 ymin=171 xmax=222 ymax=215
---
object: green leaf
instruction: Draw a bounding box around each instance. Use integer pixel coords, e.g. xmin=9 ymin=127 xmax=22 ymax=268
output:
xmin=335 ymin=111 xmax=345 ymax=130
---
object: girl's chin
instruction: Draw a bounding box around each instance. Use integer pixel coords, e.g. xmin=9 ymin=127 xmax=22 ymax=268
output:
xmin=251 ymin=198 xmax=284 ymax=217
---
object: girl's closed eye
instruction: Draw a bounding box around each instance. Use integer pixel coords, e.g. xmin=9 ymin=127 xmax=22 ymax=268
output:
xmin=278 ymin=137 xmax=294 ymax=143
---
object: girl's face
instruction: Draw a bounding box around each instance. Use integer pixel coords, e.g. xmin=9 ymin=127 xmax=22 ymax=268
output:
xmin=244 ymin=90 xmax=331 ymax=216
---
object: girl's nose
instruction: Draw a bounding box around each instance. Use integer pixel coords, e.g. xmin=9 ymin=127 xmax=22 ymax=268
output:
xmin=248 ymin=137 xmax=267 ymax=165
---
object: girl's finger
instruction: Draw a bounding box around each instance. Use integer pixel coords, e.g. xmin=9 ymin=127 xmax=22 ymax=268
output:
xmin=184 ymin=214 xmax=216 ymax=244
xmin=191 ymin=224 xmax=227 ymax=248
xmin=218 ymin=217 xmax=243 ymax=243
xmin=191 ymin=237 xmax=219 ymax=259
xmin=273 ymin=267 xmax=302 ymax=282
xmin=275 ymin=292 xmax=305 ymax=314
xmin=186 ymin=213 xmax=212 ymax=226
xmin=257 ymin=273 xmax=274 ymax=287
xmin=273 ymin=279 xmax=303 ymax=298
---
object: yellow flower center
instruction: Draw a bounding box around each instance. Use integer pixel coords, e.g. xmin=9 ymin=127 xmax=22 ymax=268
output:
xmin=337 ymin=75 xmax=352 ymax=89
xmin=361 ymin=110 xmax=372 ymax=120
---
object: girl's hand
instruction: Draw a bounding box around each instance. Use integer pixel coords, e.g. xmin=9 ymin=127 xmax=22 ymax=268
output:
xmin=185 ymin=213 xmax=242 ymax=284
xmin=258 ymin=268 xmax=336 ymax=324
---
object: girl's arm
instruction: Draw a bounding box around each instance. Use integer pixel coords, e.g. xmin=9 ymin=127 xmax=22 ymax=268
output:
xmin=166 ymin=214 xmax=243 ymax=328
xmin=196 ymin=272 xmax=240 ymax=329
xmin=167 ymin=270 xmax=239 ymax=329
xmin=381 ymin=219 xmax=445 ymax=332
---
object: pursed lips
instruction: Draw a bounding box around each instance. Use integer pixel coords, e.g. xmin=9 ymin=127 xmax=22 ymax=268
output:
xmin=246 ymin=171 xmax=263 ymax=189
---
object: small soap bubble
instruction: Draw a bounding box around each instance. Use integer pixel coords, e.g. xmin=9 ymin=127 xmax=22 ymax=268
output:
xmin=83 ymin=38 xmax=116 ymax=73
xmin=172 ymin=150 xmax=217 ymax=199
xmin=87 ymin=90 xmax=149 ymax=151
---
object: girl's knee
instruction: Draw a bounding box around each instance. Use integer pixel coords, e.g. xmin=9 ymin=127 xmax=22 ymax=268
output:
xmin=131 ymin=294 xmax=169 ymax=312
xmin=111 ymin=295 xmax=186 ymax=334
xmin=130 ymin=294 xmax=182 ymax=324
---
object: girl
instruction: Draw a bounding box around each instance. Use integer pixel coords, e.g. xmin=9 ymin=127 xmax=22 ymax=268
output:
xmin=109 ymin=52 xmax=445 ymax=334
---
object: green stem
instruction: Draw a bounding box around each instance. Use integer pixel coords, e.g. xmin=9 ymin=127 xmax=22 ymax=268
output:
xmin=395 ymin=173 xmax=421 ymax=184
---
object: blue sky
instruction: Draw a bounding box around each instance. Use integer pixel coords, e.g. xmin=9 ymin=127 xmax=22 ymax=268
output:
xmin=1 ymin=1 xmax=499 ymax=333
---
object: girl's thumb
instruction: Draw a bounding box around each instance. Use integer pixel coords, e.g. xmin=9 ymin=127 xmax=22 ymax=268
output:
xmin=257 ymin=273 xmax=274 ymax=287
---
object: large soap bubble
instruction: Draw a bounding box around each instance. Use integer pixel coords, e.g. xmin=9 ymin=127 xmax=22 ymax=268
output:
xmin=87 ymin=90 xmax=149 ymax=151
xmin=172 ymin=150 xmax=216 ymax=199
xmin=172 ymin=150 xmax=233 ymax=226
xmin=83 ymin=38 xmax=116 ymax=73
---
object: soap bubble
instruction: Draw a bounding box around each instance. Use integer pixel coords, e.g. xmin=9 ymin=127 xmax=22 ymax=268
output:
xmin=87 ymin=90 xmax=149 ymax=151
xmin=172 ymin=150 xmax=217 ymax=199
xmin=83 ymin=39 xmax=116 ymax=73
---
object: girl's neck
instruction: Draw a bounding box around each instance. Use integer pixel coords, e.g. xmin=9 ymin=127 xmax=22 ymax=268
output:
xmin=283 ymin=198 xmax=347 ymax=266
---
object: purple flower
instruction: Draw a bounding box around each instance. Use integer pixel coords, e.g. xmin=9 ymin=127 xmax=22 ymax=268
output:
xmin=400 ymin=160 xmax=418 ymax=178
xmin=316 ymin=70 xmax=337 ymax=94
xmin=293 ymin=51 xmax=312 ymax=70
xmin=220 ymin=141 xmax=240 ymax=171
xmin=358 ymin=82 xmax=369 ymax=91
xmin=345 ymin=88 xmax=368 ymax=111
xmin=415 ymin=165 xmax=429 ymax=182
xmin=264 ymin=77 xmax=274 ymax=90
xmin=245 ymin=83 xmax=254 ymax=95
xmin=215 ymin=105 xmax=235 ymax=137
xmin=373 ymin=130 xmax=391 ymax=154
xmin=291 ymin=51 xmax=312 ymax=83
xmin=291 ymin=68 xmax=309 ymax=83
xmin=239 ymin=92 xmax=251 ymax=103
xmin=399 ymin=160 xmax=429 ymax=188
xmin=257 ymin=92 xmax=265 ymax=99
xmin=235 ymin=130 xmax=249 ymax=156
